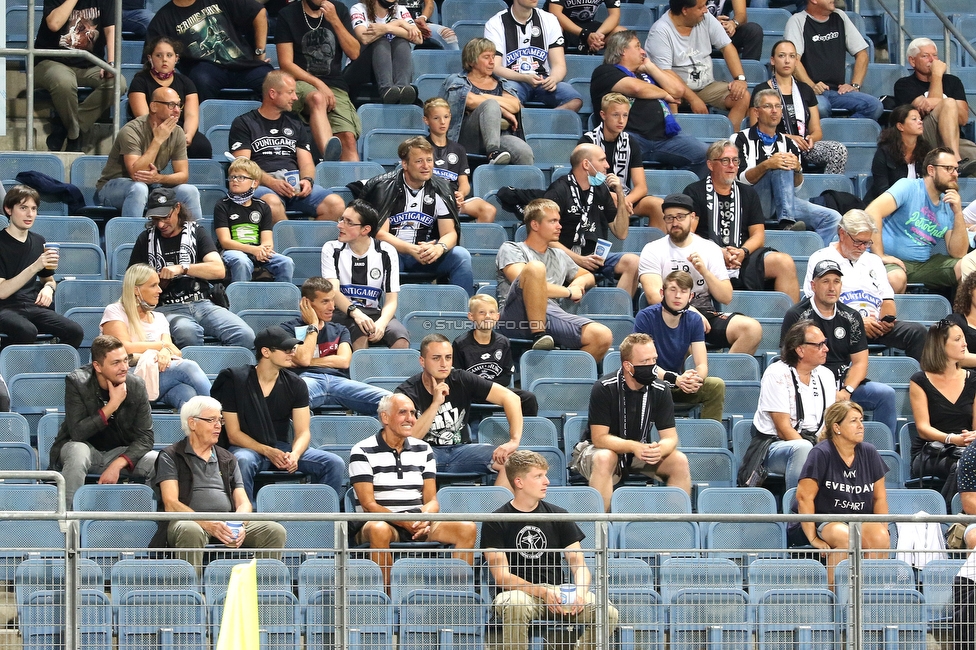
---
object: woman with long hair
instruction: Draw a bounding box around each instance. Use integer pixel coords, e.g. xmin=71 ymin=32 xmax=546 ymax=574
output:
xmin=948 ymin=272 xmax=976 ymax=353
xmin=440 ymin=38 xmax=534 ymax=165
xmin=866 ymin=105 xmax=930 ymax=203
xmin=101 ymin=263 xmax=211 ymax=410
xmin=908 ymin=320 xmax=976 ymax=492
xmin=127 ymin=36 xmax=212 ymax=159
xmin=790 ymin=400 xmax=889 ymax=588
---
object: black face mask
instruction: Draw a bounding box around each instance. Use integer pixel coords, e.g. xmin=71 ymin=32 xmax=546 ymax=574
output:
xmin=377 ymin=0 xmax=396 ymax=9
xmin=661 ymin=300 xmax=689 ymax=317
xmin=630 ymin=364 xmax=658 ymax=386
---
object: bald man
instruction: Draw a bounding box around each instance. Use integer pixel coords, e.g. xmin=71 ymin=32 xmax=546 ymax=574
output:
xmin=544 ymin=144 xmax=641 ymax=297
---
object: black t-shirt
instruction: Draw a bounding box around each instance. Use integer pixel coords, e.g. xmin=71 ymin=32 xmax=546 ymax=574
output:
xmin=127 ymin=224 xmax=218 ymax=302
xmin=798 ymin=11 xmax=849 ymax=89
xmin=781 ymin=297 xmax=868 ymax=386
xmin=894 ymin=72 xmax=968 ymax=107
xmin=128 ymin=70 xmax=199 ymax=124
xmin=545 ymin=0 xmax=619 ymax=25
xmin=686 ymin=178 xmax=764 ymax=248
xmin=480 ymin=500 xmax=585 ymax=587
xmin=147 ymin=0 xmax=266 ymax=69
xmin=428 ymin=137 xmax=470 ymax=195
xmin=274 ymin=0 xmax=352 ymax=91
xmin=751 ymin=80 xmax=818 ymax=137
xmin=395 ymin=368 xmax=494 ymax=447
xmin=0 ymin=230 xmax=53 ymax=307
xmin=545 ymin=174 xmax=613 ymax=256
xmin=590 ymin=63 xmax=666 ymax=141
xmin=213 ymin=366 xmax=310 ymax=444
xmin=578 ymin=131 xmax=644 ymax=191
xmin=34 ymin=0 xmax=115 ymax=67
xmin=453 ymin=330 xmax=515 ymax=387
xmin=213 ymin=196 xmax=273 ymax=252
xmin=586 ymin=372 xmax=675 ymax=442
xmin=229 ymin=109 xmax=313 ymax=174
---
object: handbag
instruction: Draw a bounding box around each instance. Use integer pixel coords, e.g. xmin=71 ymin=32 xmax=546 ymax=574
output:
xmin=918 ymin=440 xmax=964 ymax=479
xmin=737 ymin=425 xmax=774 ymax=487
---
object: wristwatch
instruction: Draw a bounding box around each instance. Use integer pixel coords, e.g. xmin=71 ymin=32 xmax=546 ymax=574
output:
xmin=844 ymin=385 xmax=855 ymax=395
xmin=735 ymin=74 xmax=746 ymax=81
xmin=851 ymin=83 xmax=861 ymax=90
xmin=347 ymin=304 xmax=360 ymax=316
xmin=306 ymin=325 xmax=319 ymax=335
xmin=254 ymin=48 xmax=265 ymax=56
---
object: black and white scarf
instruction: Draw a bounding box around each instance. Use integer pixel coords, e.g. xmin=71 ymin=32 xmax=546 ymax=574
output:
xmin=567 ymin=173 xmax=595 ymax=253
xmin=704 ymin=175 xmax=741 ymax=248
xmin=147 ymin=224 xmax=196 ymax=272
xmin=586 ymin=125 xmax=632 ymax=186
xmin=771 ymin=76 xmax=807 ymax=138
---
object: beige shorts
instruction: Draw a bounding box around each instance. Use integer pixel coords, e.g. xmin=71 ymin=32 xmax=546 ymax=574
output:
xmin=294 ymin=81 xmax=363 ymax=138
xmin=693 ymin=81 xmax=732 ymax=111
xmin=570 ymin=441 xmax=660 ymax=485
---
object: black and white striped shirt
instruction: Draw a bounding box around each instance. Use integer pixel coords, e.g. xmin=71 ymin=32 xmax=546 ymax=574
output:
xmin=349 ymin=432 xmax=435 ymax=513
xmin=321 ymin=239 xmax=400 ymax=310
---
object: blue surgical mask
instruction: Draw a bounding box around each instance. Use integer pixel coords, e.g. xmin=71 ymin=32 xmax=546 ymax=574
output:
xmin=587 ymin=171 xmax=607 ymax=187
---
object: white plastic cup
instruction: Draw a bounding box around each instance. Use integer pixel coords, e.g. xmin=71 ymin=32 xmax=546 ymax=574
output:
xmin=43 ymin=243 xmax=60 ymax=270
xmin=559 ymin=583 xmax=577 ymax=606
xmin=284 ymin=170 xmax=300 ymax=189
xmin=226 ymin=521 xmax=244 ymax=541
xmin=593 ymin=238 xmax=612 ymax=261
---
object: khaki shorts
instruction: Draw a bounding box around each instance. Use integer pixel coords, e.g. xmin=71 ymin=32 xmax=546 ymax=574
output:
xmin=693 ymin=81 xmax=732 ymax=111
xmin=570 ymin=441 xmax=660 ymax=485
xmin=294 ymin=81 xmax=363 ymax=137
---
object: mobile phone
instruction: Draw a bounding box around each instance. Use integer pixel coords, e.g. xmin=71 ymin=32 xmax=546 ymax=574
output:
xmin=881 ymin=315 xmax=896 ymax=323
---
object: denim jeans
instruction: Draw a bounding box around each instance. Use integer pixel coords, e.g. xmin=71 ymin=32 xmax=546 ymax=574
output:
xmin=432 ymin=444 xmax=496 ymax=477
xmin=231 ymin=441 xmax=345 ymax=505
xmin=222 ymin=250 xmax=295 ymax=284
xmin=157 ymin=359 xmax=211 ymax=410
xmin=301 ymin=372 xmax=390 ymax=416
xmin=627 ymin=130 xmax=709 ymax=178
xmin=816 ymin=89 xmax=884 ymax=121
xmin=400 ymin=246 xmax=474 ymax=297
xmin=765 ymin=437 xmax=813 ymax=489
xmin=751 ymin=169 xmax=841 ymax=245
xmin=96 ymin=179 xmax=203 ymax=221
xmin=157 ymin=300 xmax=255 ymax=348
xmin=60 ymin=442 xmax=158 ymax=509
xmin=852 ymin=382 xmax=897 ymax=446
xmin=187 ymin=61 xmax=274 ymax=103
xmin=122 ymin=8 xmax=152 ymax=38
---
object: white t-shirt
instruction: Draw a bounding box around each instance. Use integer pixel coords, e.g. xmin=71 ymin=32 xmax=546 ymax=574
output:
xmin=100 ymin=302 xmax=171 ymax=342
xmin=964 ymin=202 xmax=976 ymax=226
xmin=484 ymin=7 xmax=564 ymax=77
xmin=645 ymin=12 xmax=730 ymax=90
xmin=349 ymin=2 xmax=415 ymax=30
xmin=753 ymin=360 xmax=837 ymax=437
xmin=803 ymin=244 xmax=894 ymax=321
xmin=638 ymin=234 xmax=729 ymax=310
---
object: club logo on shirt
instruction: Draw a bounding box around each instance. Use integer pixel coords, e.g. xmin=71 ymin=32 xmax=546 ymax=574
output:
xmin=270 ymin=129 xmax=279 ymax=134
xmin=423 ymin=195 xmax=434 ymax=205
xmin=284 ymin=127 xmax=294 ymax=136
xmin=515 ymin=525 xmax=548 ymax=558
xmin=495 ymin=350 xmax=502 ymax=360
xmin=834 ymin=326 xmax=846 ymax=340
xmin=811 ymin=31 xmax=840 ymax=42
xmin=447 ymin=153 xmax=459 ymax=165
xmin=249 ymin=211 xmax=261 ymax=223
xmin=370 ymin=268 xmax=381 ymax=279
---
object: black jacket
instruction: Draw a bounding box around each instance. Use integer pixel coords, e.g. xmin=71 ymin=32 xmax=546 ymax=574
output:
xmin=350 ymin=168 xmax=461 ymax=244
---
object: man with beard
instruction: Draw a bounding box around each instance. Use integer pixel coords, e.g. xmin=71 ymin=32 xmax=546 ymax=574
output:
xmin=781 ymin=259 xmax=898 ymax=441
xmin=638 ymin=193 xmax=762 ymax=354
xmin=51 ymin=335 xmax=157 ymax=508
xmin=732 ymin=89 xmax=841 ymax=246
xmin=274 ymin=0 xmax=360 ymax=161
xmin=685 ymin=140 xmax=799 ymax=302
xmin=894 ymin=38 xmax=976 ymax=173
xmin=866 ymin=147 xmax=976 ymax=291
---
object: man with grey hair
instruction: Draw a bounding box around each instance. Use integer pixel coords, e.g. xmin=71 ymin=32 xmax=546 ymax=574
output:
xmin=150 ymin=395 xmax=286 ymax=570
xmin=803 ymin=209 xmax=926 ymax=362
xmin=732 ymin=89 xmax=841 ymax=246
xmin=589 ymin=30 xmax=707 ymax=176
xmin=894 ymin=37 xmax=976 ymax=172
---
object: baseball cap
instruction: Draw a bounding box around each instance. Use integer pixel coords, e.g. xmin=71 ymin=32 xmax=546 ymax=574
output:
xmin=145 ymin=187 xmax=178 ymax=218
xmin=661 ymin=193 xmax=695 ymax=212
xmin=254 ymin=326 xmax=302 ymax=353
xmin=812 ymin=259 xmax=844 ymax=279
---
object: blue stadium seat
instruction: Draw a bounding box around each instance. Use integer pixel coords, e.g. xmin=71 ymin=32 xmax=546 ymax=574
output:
xmin=238 ymin=309 xmax=301 ymax=335
xmin=0 ymin=412 xmax=31 ymax=444
xmin=472 ymin=164 xmax=547 ymax=198
xmin=205 ymin=125 xmax=230 ymax=160
xmin=117 ymin=589 xmax=207 ymax=650
xmin=521 ymin=108 xmax=583 ymax=137
xmin=181 ymin=345 xmax=255 ymax=380
xmin=349 ymin=348 xmax=419 ymax=386
xmin=757 ymin=589 xmax=837 ymax=650
xmin=541 ymin=486 xmax=604 ymax=550
xmin=921 ymin=558 xmax=966 ymax=630
xmin=398 ymin=590 xmax=488 ymax=650
xmin=460 ymin=222 xmax=508 ymax=250
xmin=0 ymin=152 xmax=67 ymax=215
xmin=363 ymin=129 xmax=428 ymax=167
xmin=401 ymin=311 xmax=470 ymax=349
xmin=478 ymin=416 xmax=559 ymax=447
xmin=105 ymin=217 xmax=150 ymax=260
xmin=31 ymin=216 xmax=99 ymax=245
xmin=675 ymin=419 xmax=729 ymax=448
xmin=314 ymin=161 xmax=385 ymax=191
xmin=520 ymin=349 xmax=598 ymax=387
xmin=20 ymin=589 xmax=111 ymax=650
xmin=524 ymin=134 xmax=579 ymax=175
xmin=820 ymin=118 xmax=881 ymax=144
xmin=892 ymin=294 xmax=951 ymax=325
xmin=54 ymin=279 xmax=122 ymax=315
xmin=198 ymin=99 xmax=260 ymax=133
xmin=396 ymin=284 xmax=469 ymax=320
xmin=437 ymin=485 xmax=513 ymax=547
xmin=273 ymin=220 xmax=339 ymax=251
xmin=659 ymin=556 xmax=743 ymax=608
xmin=411 ymin=49 xmax=463 ymax=77
xmin=299 ymin=558 xmax=391 ymax=650
xmin=53 ymin=243 xmax=107 ymax=280
xmin=670 ymin=589 xmax=752 ymax=650
xmin=644 ymin=170 xmax=700 ymax=198
xmin=578 ymin=287 xmax=634 ymax=316
xmin=7 ymin=374 xmax=67 ymax=417
xmin=416 ymin=74 xmax=450 ymax=102
xmin=309 ymin=414 xmax=381 ymax=447
xmin=225 ymin=281 xmax=302 ymax=313
xmin=0 ymin=343 xmax=80 ymax=378
xmin=673 ymin=114 xmax=733 ymax=143
xmin=620 ymin=226 xmax=666 ymax=253
xmin=795 ymin=173 xmax=855 ymax=201
xmin=762 ymin=231 xmax=823 ymax=257
xmin=860 ymin=63 xmax=909 ymax=98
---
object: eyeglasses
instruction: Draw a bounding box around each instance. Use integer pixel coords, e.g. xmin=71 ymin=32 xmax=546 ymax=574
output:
xmin=845 ymin=230 xmax=872 ymax=248
xmin=228 ymin=175 xmax=255 ymax=183
xmin=760 ymin=103 xmax=784 ymax=110
xmin=663 ymin=212 xmax=692 ymax=223
xmin=933 ymin=164 xmax=959 ymax=174
xmin=338 ymin=217 xmax=363 ymax=227
xmin=801 ymin=340 xmax=829 ymax=349
xmin=710 ymin=157 xmax=740 ymax=167
xmin=192 ymin=415 xmax=224 ymax=426
xmin=151 ymin=100 xmax=184 ymax=110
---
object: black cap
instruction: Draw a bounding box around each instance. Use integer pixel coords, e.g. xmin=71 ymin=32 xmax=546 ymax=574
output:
xmin=661 ymin=193 xmax=695 ymax=212
xmin=254 ymin=326 xmax=302 ymax=353
xmin=812 ymin=259 xmax=844 ymax=279
xmin=145 ymin=187 xmax=178 ymax=218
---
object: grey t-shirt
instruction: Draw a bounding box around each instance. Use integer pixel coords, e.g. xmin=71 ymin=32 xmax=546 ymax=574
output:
xmin=156 ymin=448 xmax=243 ymax=513
xmin=646 ymin=12 xmax=730 ymax=90
xmin=495 ymin=241 xmax=579 ymax=311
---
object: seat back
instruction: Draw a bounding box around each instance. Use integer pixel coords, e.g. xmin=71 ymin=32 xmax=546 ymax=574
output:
xmin=54 ymin=279 xmax=122 ymax=314
xmin=0 ymin=413 xmax=31 ymax=443
xmin=477 ymin=416 xmax=559 ymax=447
xmin=0 ymin=344 xmax=80 ymax=378
xmin=471 ymin=164 xmax=547 ymax=197
xmin=272 ymin=220 xmax=339 ymax=252
xmin=181 ymin=346 xmax=256 ymax=380
xmin=395 ymin=284 xmax=469 ymax=320
xmin=225 ymin=281 xmax=301 ymax=313
xmin=309 ymin=415 xmax=381 ymax=447
xmin=520 ymin=349 xmax=598 ymax=387
xmin=198 ymin=99 xmax=260 ymax=133
xmin=31 ymin=216 xmax=99 ymax=245
xmin=110 ymin=559 xmax=199 ymax=610
xmin=670 ymin=588 xmax=752 ymax=649
xmin=390 ymin=557 xmax=476 ymax=605
xmin=543 ymin=486 xmax=604 ymax=549
xmin=69 ymin=156 xmax=110 ymax=206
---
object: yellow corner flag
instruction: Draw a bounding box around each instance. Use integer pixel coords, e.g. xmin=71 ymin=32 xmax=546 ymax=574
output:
xmin=215 ymin=559 xmax=259 ymax=650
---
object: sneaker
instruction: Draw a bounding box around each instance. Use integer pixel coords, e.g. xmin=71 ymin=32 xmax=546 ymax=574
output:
xmin=398 ymin=84 xmax=417 ymax=105
xmin=323 ymin=136 xmax=342 ymax=162
xmin=46 ymin=120 xmax=67 ymax=152
xmin=488 ymin=150 xmax=511 ymax=165
xmin=381 ymin=86 xmax=401 ymax=104
xmin=959 ymin=158 xmax=976 ymax=177
xmin=65 ymin=136 xmax=83 ymax=153
xmin=532 ymin=334 xmax=555 ymax=351
xmin=779 ymin=219 xmax=807 ymax=232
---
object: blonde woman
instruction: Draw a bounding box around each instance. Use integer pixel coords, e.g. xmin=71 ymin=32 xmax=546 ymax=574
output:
xmin=101 ymin=264 xmax=211 ymax=409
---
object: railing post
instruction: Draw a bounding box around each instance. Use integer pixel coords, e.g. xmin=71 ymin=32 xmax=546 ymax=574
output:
xmin=849 ymin=522 xmax=863 ymax=650
xmin=898 ymin=0 xmax=905 ymax=74
xmin=336 ymin=519 xmax=348 ymax=650
xmin=596 ymin=519 xmax=610 ymax=649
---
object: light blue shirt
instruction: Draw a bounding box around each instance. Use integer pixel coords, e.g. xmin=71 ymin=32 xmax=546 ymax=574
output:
xmin=881 ymin=177 xmax=954 ymax=263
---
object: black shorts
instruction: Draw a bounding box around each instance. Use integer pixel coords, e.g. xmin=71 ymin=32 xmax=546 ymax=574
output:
xmin=729 ymin=246 xmax=775 ymax=291
xmin=701 ymin=310 xmax=742 ymax=349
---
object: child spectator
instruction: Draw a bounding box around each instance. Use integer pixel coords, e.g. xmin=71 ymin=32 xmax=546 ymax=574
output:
xmin=213 ymin=158 xmax=295 ymax=284
xmin=424 ymin=98 xmax=496 ymax=223
xmin=453 ymin=294 xmax=538 ymax=416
